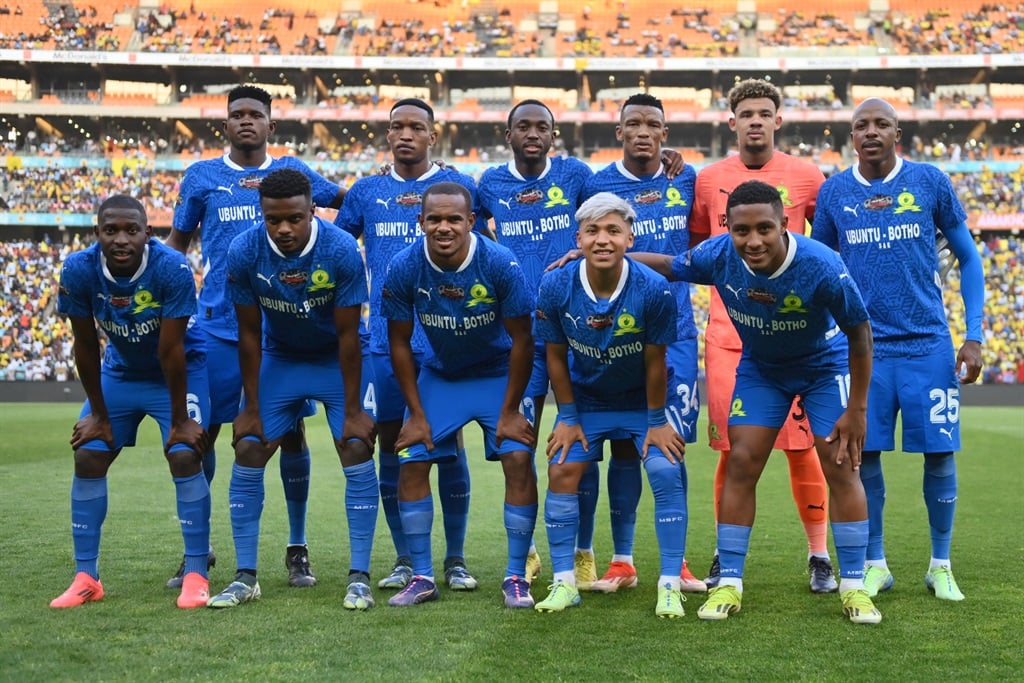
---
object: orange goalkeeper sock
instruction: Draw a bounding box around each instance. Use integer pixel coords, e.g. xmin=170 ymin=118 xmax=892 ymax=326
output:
xmin=785 ymin=447 xmax=829 ymax=556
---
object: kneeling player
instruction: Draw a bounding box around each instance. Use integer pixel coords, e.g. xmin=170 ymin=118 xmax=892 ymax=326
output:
xmin=534 ymin=192 xmax=689 ymax=618
xmin=51 ymin=195 xmax=211 ymax=610
xmin=383 ymin=182 xmax=538 ymax=608
xmin=633 ymin=180 xmax=881 ymax=624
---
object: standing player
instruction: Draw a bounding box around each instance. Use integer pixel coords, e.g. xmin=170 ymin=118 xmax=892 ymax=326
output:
xmin=632 ymin=180 xmax=880 ymax=624
xmin=474 ymin=99 xmax=593 ymax=586
xmin=383 ymin=182 xmax=538 ymax=608
xmin=166 ymin=84 xmax=346 ymax=589
xmin=50 ymin=195 xmax=211 ymax=610
xmin=689 ymin=78 xmax=837 ymax=593
xmin=334 ymin=98 xmax=479 ymax=591
xmin=207 ymin=169 xmax=377 ymax=609
xmin=534 ymin=193 xmax=689 ymax=618
xmin=582 ymin=93 xmax=704 ymax=593
xmin=812 ymin=98 xmax=985 ymax=601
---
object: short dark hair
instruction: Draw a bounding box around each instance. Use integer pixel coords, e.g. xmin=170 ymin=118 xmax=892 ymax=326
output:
xmin=97 ymin=194 xmax=146 ymax=222
xmin=421 ymin=181 xmax=471 ymax=211
xmin=621 ymin=92 xmax=664 ymax=115
xmin=507 ymin=99 xmax=555 ymax=129
xmin=228 ymin=84 xmax=273 ymax=113
xmin=391 ymin=98 xmax=434 ymax=123
xmin=726 ymin=180 xmax=784 ymax=216
xmin=727 ymin=78 xmax=781 ymax=113
xmin=258 ymin=168 xmax=311 ymax=202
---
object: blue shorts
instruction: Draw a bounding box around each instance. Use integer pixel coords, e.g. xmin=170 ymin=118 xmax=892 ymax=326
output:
xmin=665 ymin=339 xmax=700 ymax=443
xmin=729 ymin=360 xmax=846 ymax=439
xmin=253 ymin=353 xmax=349 ymax=442
xmin=866 ymin=347 xmax=961 ymax=453
xmin=552 ymin=409 xmax=676 ymax=465
xmin=202 ymin=328 xmax=316 ymax=427
xmin=79 ymin=365 xmax=210 ymax=455
xmin=369 ymin=350 xmax=417 ymax=424
xmin=398 ymin=368 xmax=532 ymax=463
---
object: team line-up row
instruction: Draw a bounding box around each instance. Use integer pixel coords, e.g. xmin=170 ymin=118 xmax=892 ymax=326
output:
xmin=48 ymin=81 xmax=983 ymax=626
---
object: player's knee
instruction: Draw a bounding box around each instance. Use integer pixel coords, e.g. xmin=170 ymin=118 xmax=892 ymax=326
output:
xmin=166 ymin=448 xmax=203 ymax=477
xmin=501 ymin=451 xmax=537 ymax=492
xmin=73 ymin=448 xmax=115 ymax=478
xmin=398 ymin=461 xmax=432 ymax=500
xmin=234 ymin=438 xmax=272 ymax=468
xmin=336 ymin=437 xmax=373 ymax=467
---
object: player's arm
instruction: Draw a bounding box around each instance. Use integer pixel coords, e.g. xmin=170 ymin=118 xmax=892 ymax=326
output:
xmin=334 ymin=303 xmax=375 ymax=449
xmin=233 ymin=302 xmax=266 ymax=445
xmin=660 ymin=148 xmax=684 ymax=180
xmin=164 ymin=227 xmax=194 ymax=255
xmin=388 ymin=318 xmax=434 ymax=452
xmin=943 ymin=224 xmax=985 ymax=384
xmin=826 ymin=320 xmax=873 ymax=470
xmin=157 ymin=316 xmax=207 ymax=455
xmin=496 ymin=314 xmax=537 ymax=449
xmin=67 ymin=315 xmax=113 ymax=450
xmin=624 ymin=251 xmax=677 ymax=280
xmin=545 ymin=341 xmax=587 ymax=463
xmin=642 ymin=343 xmax=685 ymax=463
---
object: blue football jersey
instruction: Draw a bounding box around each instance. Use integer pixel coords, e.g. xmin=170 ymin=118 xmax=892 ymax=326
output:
xmin=173 ymin=154 xmax=340 ymax=342
xmin=334 ymin=165 xmax=480 ymax=355
xmin=381 ymin=233 xmax=534 ymax=378
xmin=536 ymin=258 xmax=677 ymax=412
xmin=584 ymin=161 xmax=697 ymax=341
xmin=811 ymin=157 xmax=967 ymax=358
xmin=58 ymin=239 xmax=204 ymax=379
xmin=672 ymin=233 xmax=868 ymax=373
xmin=476 ymin=156 xmax=592 ymax=291
xmin=226 ymin=216 xmax=367 ymax=358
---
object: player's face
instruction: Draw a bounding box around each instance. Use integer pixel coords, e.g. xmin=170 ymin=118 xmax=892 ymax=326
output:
xmin=95 ymin=207 xmax=152 ymax=276
xmin=419 ymin=192 xmax=474 ymax=266
xmin=727 ymin=202 xmax=789 ymax=274
xmin=729 ymin=97 xmax=781 ymax=154
xmin=851 ymin=101 xmax=901 ymax=166
xmin=387 ymin=105 xmax=436 ymax=165
xmin=616 ymin=105 xmax=667 ymax=163
xmin=223 ymin=98 xmax=274 ymax=152
xmin=262 ymin=194 xmax=315 ymax=254
xmin=577 ymin=212 xmax=634 ymax=271
xmin=506 ymin=104 xmax=555 ymax=162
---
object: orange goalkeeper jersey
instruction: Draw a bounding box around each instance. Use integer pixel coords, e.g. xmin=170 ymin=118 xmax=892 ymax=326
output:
xmin=691 ymin=152 xmax=825 ymax=350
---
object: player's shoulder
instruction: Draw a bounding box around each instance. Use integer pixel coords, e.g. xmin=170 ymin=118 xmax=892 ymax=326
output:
xmin=775 ymin=151 xmax=826 ymax=179
xmin=538 ymin=259 xmax=575 ymax=290
xmin=555 ymin=155 xmax=593 ymax=175
xmin=477 ymin=233 xmax=519 ymax=262
xmin=627 ymin=257 xmax=671 ymax=289
xmin=478 ymin=162 xmax=508 ymax=183
xmin=795 ymin=232 xmax=844 ymax=263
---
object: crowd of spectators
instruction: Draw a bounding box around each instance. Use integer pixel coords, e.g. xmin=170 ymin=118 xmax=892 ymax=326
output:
xmin=1 ymin=227 xmax=1019 ymax=383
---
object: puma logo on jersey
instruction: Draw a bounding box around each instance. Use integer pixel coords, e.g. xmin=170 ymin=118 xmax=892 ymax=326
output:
xmin=843 ymin=205 xmax=858 ymax=217
xmin=376 ymin=198 xmax=392 ymax=209
xmin=724 ymin=284 xmax=742 ymax=299
xmin=417 ymin=287 xmax=432 ymax=300
xmin=564 ymin=312 xmax=581 ymax=329
xmin=256 ymin=272 xmax=275 ymax=286
xmin=216 ymin=185 xmax=234 ymax=195
xmin=498 ymin=198 xmax=512 ymax=210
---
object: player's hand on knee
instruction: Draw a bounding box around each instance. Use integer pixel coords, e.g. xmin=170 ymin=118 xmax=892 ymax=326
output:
xmin=497 ymin=410 xmax=537 ymax=450
xmin=166 ymin=418 xmax=208 ymax=456
xmin=825 ymin=409 xmax=866 ymax=470
xmin=644 ymin=424 xmax=686 ymax=464
xmin=546 ymin=423 xmax=587 ymax=464
xmin=343 ymin=409 xmax=377 ymax=452
xmin=395 ymin=414 xmax=433 ymax=453
xmin=71 ymin=413 xmax=114 ymax=451
xmin=231 ymin=406 xmax=266 ymax=447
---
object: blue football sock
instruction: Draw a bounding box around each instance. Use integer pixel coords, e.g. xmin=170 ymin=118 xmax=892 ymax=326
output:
xmin=174 ymin=471 xmax=211 ymax=578
xmin=280 ymin=446 xmax=311 ymax=546
xmin=399 ymin=495 xmax=435 ymax=577
xmin=645 ymin=456 xmax=686 ymax=577
xmin=859 ymin=451 xmax=886 ymax=561
xmin=608 ymin=457 xmax=642 ymax=557
xmin=832 ymin=520 xmax=869 ymax=580
xmin=378 ymin=451 xmax=408 ymax=559
xmin=717 ymin=523 xmax=752 ymax=580
xmin=202 ymin=446 xmax=216 ymax=485
xmin=576 ymin=461 xmax=599 ymax=550
xmin=71 ymin=475 xmax=107 ymax=580
xmin=923 ymin=453 xmax=957 ymax=561
xmin=229 ymin=463 xmax=265 ymax=573
xmin=504 ymin=502 xmax=537 ymax=578
xmin=438 ymin=451 xmax=470 ymax=560
xmin=343 ymin=459 xmax=379 ymax=575
xmin=544 ymin=491 xmax=579 ymax=576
